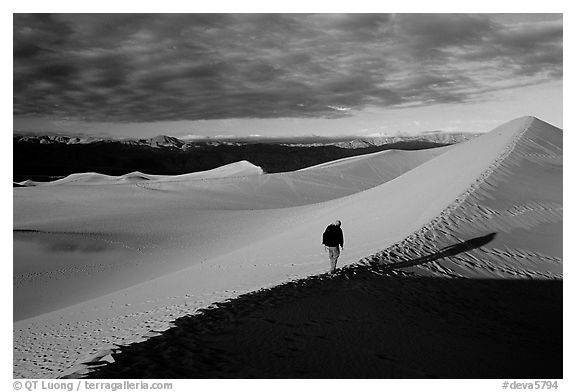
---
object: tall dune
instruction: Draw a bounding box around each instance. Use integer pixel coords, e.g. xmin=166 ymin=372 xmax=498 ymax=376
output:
xmin=370 ymin=116 xmax=562 ymax=279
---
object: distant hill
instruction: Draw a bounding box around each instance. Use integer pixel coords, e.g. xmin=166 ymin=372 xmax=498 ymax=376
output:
xmin=283 ymin=133 xmax=480 ymax=148
xmin=13 ymin=133 xmax=477 ymax=182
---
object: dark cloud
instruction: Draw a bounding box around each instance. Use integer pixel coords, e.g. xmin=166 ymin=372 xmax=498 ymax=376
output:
xmin=393 ymin=13 xmax=496 ymax=55
xmin=13 ymin=13 xmax=563 ymax=122
xmin=461 ymin=18 xmax=563 ymax=80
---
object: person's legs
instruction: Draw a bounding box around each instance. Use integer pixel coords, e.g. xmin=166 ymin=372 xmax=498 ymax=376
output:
xmin=328 ymin=246 xmax=340 ymax=273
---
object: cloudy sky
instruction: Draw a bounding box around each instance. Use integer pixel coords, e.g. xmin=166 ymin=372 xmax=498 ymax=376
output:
xmin=13 ymin=13 xmax=562 ymax=139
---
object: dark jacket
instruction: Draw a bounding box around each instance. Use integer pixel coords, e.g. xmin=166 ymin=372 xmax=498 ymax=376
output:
xmin=322 ymin=224 xmax=344 ymax=248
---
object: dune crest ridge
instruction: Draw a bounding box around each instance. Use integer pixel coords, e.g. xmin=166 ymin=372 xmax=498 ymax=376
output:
xmin=366 ymin=116 xmax=561 ymax=279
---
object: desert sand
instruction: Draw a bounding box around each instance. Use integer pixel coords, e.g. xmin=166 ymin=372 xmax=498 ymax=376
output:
xmin=88 ymin=273 xmax=561 ymax=378
xmin=13 ymin=116 xmax=561 ymax=378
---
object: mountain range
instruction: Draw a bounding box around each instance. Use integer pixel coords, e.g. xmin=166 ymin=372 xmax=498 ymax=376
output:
xmin=13 ymin=132 xmax=480 ymax=149
xmin=13 ymin=132 xmax=480 ymax=183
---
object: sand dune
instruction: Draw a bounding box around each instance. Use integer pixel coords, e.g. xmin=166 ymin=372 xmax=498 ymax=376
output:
xmin=13 ymin=116 xmax=561 ymax=378
xmin=366 ymin=117 xmax=562 ymax=279
xmin=16 ymin=160 xmax=265 ymax=186
xmin=13 ymin=145 xmax=449 ymax=322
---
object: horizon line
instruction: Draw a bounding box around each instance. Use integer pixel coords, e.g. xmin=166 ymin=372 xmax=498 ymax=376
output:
xmin=12 ymin=129 xmax=486 ymax=141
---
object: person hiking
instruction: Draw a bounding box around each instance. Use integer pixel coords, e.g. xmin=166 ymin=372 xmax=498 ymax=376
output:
xmin=322 ymin=220 xmax=344 ymax=273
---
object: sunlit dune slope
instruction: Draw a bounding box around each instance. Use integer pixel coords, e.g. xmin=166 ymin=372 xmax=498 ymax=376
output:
xmin=13 ymin=144 xmax=450 ymax=322
xmin=369 ymin=117 xmax=562 ymax=279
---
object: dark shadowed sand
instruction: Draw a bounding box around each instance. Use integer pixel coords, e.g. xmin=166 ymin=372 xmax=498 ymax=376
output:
xmin=86 ymin=257 xmax=562 ymax=379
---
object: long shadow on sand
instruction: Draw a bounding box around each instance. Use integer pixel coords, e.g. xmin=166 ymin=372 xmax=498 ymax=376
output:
xmin=86 ymin=232 xmax=561 ymax=379
xmin=381 ymin=232 xmax=497 ymax=271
